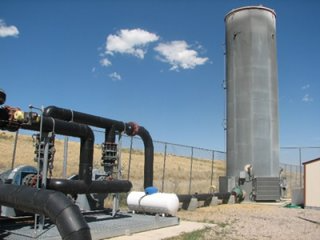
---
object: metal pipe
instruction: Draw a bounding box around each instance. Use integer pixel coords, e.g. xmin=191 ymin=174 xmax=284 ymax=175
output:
xmin=43 ymin=106 xmax=132 ymax=134
xmin=22 ymin=116 xmax=94 ymax=184
xmin=5 ymin=111 xmax=132 ymax=195
xmin=136 ymin=126 xmax=154 ymax=188
xmin=44 ymin=106 xmax=154 ymax=188
xmin=0 ymin=88 xmax=6 ymax=105
xmin=178 ymin=193 xmax=214 ymax=202
xmin=127 ymin=136 xmax=133 ymax=180
xmin=10 ymin=130 xmax=19 ymax=170
xmin=47 ymin=179 xmax=132 ymax=194
xmin=106 ymin=125 xmax=116 ymax=142
xmin=0 ymin=183 xmax=91 ymax=240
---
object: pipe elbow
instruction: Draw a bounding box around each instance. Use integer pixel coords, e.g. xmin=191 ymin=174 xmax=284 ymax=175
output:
xmin=43 ymin=191 xmax=91 ymax=240
xmin=44 ymin=106 xmax=72 ymax=121
xmin=126 ymin=122 xmax=139 ymax=136
xmin=43 ymin=105 xmax=58 ymax=117
xmin=0 ymin=184 xmax=91 ymax=240
xmin=136 ymin=126 xmax=154 ymax=188
xmin=137 ymin=127 xmax=153 ymax=147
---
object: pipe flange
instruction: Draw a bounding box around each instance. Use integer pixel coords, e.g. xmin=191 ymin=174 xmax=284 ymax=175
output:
xmin=127 ymin=122 xmax=140 ymax=136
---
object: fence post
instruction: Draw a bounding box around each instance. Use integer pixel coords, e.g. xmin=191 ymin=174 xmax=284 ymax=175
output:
xmin=210 ymin=150 xmax=215 ymax=186
xmin=11 ymin=130 xmax=19 ymax=170
xmin=290 ymin=164 xmax=293 ymax=192
xmin=62 ymin=136 xmax=68 ymax=178
xmin=161 ymin=143 xmax=167 ymax=192
xmin=127 ymin=136 xmax=133 ymax=180
xmin=188 ymin=147 xmax=194 ymax=194
xmin=299 ymin=147 xmax=302 ymax=188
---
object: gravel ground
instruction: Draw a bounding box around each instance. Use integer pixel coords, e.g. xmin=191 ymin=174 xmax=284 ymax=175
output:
xmin=176 ymin=203 xmax=320 ymax=240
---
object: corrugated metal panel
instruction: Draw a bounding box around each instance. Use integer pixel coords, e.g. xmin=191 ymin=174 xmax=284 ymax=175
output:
xmin=252 ymin=177 xmax=280 ymax=201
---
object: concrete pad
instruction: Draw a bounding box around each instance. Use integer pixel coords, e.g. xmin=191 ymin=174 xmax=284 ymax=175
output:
xmin=110 ymin=221 xmax=216 ymax=240
xmin=187 ymin=198 xmax=198 ymax=211
xmin=210 ymin=196 xmax=219 ymax=206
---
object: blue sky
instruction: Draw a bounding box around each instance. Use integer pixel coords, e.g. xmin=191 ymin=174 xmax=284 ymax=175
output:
xmin=0 ymin=0 xmax=319 ymax=154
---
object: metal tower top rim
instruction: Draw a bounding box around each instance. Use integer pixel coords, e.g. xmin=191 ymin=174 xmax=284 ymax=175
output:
xmin=225 ymin=5 xmax=276 ymax=21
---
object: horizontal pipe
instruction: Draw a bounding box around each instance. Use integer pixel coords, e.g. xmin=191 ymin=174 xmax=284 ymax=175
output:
xmin=22 ymin=116 xmax=94 ymax=183
xmin=47 ymin=179 xmax=132 ymax=194
xmin=178 ymin=192 xmax=231 ymax=202
xmin=0 ymin=184 xmax=91 ymax=240
xmin=44 ymin=106 xmax=135 ymax=135
xmin=178 ymin=193 xmax=214 ymax=202
xmin=44 ymin=106 xmax=154 ymax=188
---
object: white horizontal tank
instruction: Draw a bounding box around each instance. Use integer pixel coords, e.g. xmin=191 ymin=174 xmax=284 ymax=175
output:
xmin=127 ymin=191 xmax=179 ymax=216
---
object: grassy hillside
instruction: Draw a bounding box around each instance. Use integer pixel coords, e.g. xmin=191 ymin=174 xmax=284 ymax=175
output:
xmin=0 ymin=130 xmax=226 ymax=194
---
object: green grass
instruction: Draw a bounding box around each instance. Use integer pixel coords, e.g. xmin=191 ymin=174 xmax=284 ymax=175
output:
xmin=164 ymin=227 xmax=211 ymax=240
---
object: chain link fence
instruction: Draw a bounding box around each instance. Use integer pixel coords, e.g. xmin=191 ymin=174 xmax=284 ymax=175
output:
xmin=1 ymin=130 xmax=319 ymax=197
xmin=118 ymin=134 xmax=320 ymax=196
xmin=119 ymin=135 xmax=226 ymax=194
xmin=279 ymin=147 xmax=320 ymax=198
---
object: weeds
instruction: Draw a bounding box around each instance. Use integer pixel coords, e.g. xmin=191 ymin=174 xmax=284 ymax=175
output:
xmin=165 ymin=226 xmax=212 ymax=240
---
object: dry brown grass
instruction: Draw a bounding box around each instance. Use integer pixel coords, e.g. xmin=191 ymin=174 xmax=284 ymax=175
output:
xmin=0 ymin=130 xmax=226 ymax=194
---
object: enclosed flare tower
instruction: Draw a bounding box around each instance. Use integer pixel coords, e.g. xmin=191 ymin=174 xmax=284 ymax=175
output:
xmin=225 ymin=6 xmax=280 ymax=200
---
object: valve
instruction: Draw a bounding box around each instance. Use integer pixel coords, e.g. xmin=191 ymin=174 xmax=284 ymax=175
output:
xmin=101 ymin=142 xmax=118 ymax=177
xmin=0 ymin=106 xmax=22 ymax=131
xmin=22 ymin=173 xmax=41 ymax=188
xmin=33 ymin=133 xmax=56 ymax=176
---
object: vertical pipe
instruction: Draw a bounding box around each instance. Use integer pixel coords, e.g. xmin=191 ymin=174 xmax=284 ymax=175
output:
xmin=38 ymin=133 xmax=51 ymax=230
xmin=117 ymin=134 xmax=122 ymax=179
xmin=62 ymin=136 xmax=68 ymax=178
xmin=127 ymin=136 xmax=133 ymax=180
xmin=34 ymin=106 xmax=44 ymax=233
xmin=112 ymin=134 xmax=122 ymax=216
xmin=136 ymin=126 xmax=154 ymax=188
xmin=161 ymin=143 xmax=167 ymax=192
xmin=10 ymin=130 xmax=19 ymax=170
xmin=210 ymin=150 xmax=215 ymax=186
xmin=223 ymin=44 xmax=227 ymax=154
xmin=188 ymin=147 xmax=194 ymax=194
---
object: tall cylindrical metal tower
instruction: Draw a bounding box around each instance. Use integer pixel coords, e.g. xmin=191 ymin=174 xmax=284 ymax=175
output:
xmin=225 ymin=6 xmax=279 ymax=178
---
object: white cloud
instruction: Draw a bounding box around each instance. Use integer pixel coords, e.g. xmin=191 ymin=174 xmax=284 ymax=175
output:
xmin=105 ymin=28 xmax=159 ymax=59
xmin=154 ymin=40 xmax=208 ymax=70
xmin=301 ymin=84 xmax=310 ymax=90
xmin=109 ymin=72 xmax=122 ymax=81
xmin=302 ymin=94 xmax=313 ymax=102
xmin=100 ymin=58 xmax=112 ymax=67
xmin=0 ymin=20 xmax=19 ymax=38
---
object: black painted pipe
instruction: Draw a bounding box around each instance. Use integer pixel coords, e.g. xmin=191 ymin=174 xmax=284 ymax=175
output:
xmin=44 ymin=106 xmax=132 ymax=135
xmin=22 ymin=116 xmax=133 ymax=194
xmin=0 ymin=184 xmax=91 ymax=240
xmin=22 ymin=116 xmax=94 ymax=184
xmin=178 ymin=193 xmax=214 ymax=202
xmin=136 ymin=126 xmax=154 ymax=188
xmin=0 ymin=88 xmax=6 ymax=105
xmin=44 ymin=106 xmax=154 ymax=188
xmin=106 ymin=125 xmax=116 ymax=143
xmin=47 ymin=179 xmax=132 ymax=194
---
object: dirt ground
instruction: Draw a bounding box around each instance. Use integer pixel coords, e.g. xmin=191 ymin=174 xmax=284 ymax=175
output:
xmin=176 ymin=203 xmax=320 ymax=240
